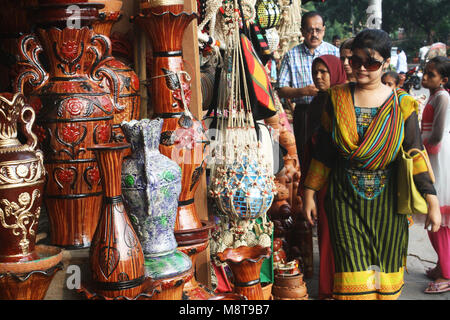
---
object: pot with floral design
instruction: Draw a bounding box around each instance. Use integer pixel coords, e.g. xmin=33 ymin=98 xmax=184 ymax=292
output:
xmin=134 ymin=2 xmax=209 ymax=233
xmin=14 ymin=3 xmax=119 ymax=248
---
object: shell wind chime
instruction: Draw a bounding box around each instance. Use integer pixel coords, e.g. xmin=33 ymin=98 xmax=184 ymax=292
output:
xmin=207 ymin=0 xmax=275 ymax=263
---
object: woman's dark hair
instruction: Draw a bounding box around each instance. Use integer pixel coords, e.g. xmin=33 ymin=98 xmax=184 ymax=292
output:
xmin=351 ymin=29 xmax=392 ymax=60
xmin=382 ymin=71 xmax=400 ymax=85
xmin=427 ymin=56 xmax=450 ymax=80
xmin=301 ymin=11 xmax=324 ymax=29
xmin=340 ymin=37 xmax=354 ymax=52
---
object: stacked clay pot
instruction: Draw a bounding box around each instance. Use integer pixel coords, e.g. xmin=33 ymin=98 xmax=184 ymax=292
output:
xmin=272 ymin=273 xmax=308 ymax=300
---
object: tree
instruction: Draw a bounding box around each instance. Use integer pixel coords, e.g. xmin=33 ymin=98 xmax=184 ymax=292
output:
xmin=304 ymin=0 xmax=449 ymax=58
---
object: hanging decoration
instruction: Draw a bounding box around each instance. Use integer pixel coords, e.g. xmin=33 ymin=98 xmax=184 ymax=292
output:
xmin=206 ymin=1 xmax=275 ymax=293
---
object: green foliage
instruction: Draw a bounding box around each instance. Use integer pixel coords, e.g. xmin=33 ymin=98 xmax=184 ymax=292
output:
xmin=302 ymin=0 xmax=449 ymax=59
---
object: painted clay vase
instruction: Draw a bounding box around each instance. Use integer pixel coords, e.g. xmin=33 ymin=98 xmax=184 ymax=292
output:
xmin=0 ymin=93 xmax=45 ymax=263
xmin=134 ymin=3 xmax=209 ymax=232
xmin=217 ymin=245 xmax=271 ymax=300
xmin=0 ymin=244 xmax=63 ymax=300
xmin=88 ymin=0 xmax=141 ymax=143
xmin=88 ymin=142 xmax=146 ymax=299
xmin=120 ymin=119 xmax=192 ymax=281
xmin=14 ymin=4 xmax=119 ymax=248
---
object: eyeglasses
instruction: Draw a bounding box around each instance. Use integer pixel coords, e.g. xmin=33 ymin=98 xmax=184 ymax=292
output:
xmin=340 ymin=56 xmax=352 ymax=62
xmin=304 ymin=28 xmax=324 ymax=35
xmin=349 ymin=55 xmax=385 ymax=71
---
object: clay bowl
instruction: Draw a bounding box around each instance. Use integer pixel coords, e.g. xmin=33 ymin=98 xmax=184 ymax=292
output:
xmin=174 ymin=220 xmax=214 ymax=246
xmin=78 ymin=278 xmax=162 ymax=300
xmin=217 ymin=245 xmax=271 ymax=265
xmin=0 ymin=245 xmax=63 ymax=300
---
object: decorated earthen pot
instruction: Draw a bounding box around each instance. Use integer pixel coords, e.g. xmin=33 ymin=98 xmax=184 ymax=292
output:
xmin=0 ymin=92 xmax=45 ymax=263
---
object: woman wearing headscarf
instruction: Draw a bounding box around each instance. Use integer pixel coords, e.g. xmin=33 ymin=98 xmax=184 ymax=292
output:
xmin=295 ymin=54 xmax=347 ymax=299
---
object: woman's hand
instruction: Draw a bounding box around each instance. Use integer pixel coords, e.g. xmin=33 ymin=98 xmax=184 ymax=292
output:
xmin=425 ymin=194 xmax=441 ymax=233
xmin=302 ymin=188 xmax=317 ymax=226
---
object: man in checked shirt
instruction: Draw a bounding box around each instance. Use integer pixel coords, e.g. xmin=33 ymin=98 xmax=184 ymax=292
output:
xmin=277 ymin=11 xmax=339 ymax=171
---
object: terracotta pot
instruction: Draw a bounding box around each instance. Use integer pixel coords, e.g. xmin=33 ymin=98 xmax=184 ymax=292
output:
xmin=273 ymin=283 xmax=307 ymax=299
xmin=88 ymin=143 xmax=146 ymax=299
xmin=273 ymin=273 xmax=307 ymax=300
xmin=88 ymin=0 xmax=140 ymax=145
xmin=274 ymin=273 xmax=304 ymax=287
xmin=0 ymin=245 xmax=63 ymax=300
xmin=0 ymin=93 xmax=45 ymax=263
xmin=134 ymin=5 xmax=209 ymax=232
xmin=149 ymin=266 xmax=194 ymax=300
xmin=78 ymin=278 xmax=162 ymax=300
xmin=31 ymin=2 xmax=104 ymax=29
xmin=14 ymin=6 xmax=120 ymax=248
xmin=217 ymin=245 xmax=271 ymax=300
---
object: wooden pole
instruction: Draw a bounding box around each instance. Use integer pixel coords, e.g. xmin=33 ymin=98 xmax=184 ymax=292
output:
xmin=182 ymin=0 xmax=211 ymax=288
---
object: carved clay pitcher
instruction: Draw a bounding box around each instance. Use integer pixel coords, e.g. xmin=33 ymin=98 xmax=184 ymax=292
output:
xmin=0 ymin=92 xmax=45 ymax=263
xmin=15 ymin=6 xmax=118 ymax=248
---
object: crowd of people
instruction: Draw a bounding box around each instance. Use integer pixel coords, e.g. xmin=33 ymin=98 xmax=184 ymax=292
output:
xmin=275 ymin=11 xmax=450 ymax=300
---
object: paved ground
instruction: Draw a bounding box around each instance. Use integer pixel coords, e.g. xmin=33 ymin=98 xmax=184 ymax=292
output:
xmin=304 ymin=214 xmax=449 ymax=300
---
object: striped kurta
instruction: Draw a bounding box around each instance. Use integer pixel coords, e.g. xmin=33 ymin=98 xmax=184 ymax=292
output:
xmin=304 ymin=84 xmax=436 ymax=300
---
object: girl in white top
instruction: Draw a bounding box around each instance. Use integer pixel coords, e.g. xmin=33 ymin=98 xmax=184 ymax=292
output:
xmin=421 ymin=56 xmax=450 ymax=294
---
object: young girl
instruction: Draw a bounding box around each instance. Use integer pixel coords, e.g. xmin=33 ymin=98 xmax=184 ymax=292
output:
xmin=382 ymin=71 xmax=400 ymax=89
xmin=421 ymin=56 xmax=450 ymax=294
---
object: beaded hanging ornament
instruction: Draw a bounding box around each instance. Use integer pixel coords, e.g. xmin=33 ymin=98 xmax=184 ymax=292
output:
xmin=208 ymin=0 xmax=275 ymax=222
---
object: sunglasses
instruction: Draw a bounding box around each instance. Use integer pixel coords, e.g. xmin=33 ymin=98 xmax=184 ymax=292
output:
xmin=349 ymin=55 xmax=385 ymax=71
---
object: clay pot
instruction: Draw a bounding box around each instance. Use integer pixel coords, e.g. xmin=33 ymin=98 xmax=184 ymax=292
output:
xmin=88 ymin=143 xmax=146 ymax=299
xmin=149 ymin=267 xmax=194 ymax=300
xmin=0 ymin=93 xmax=45 ymax=263
xmin=217 ymin=245 xmax=271 ymax=300
xmin=0 ymin=245 xmax=63 ymax=300
xmin=273 ymin=273 xmax=308 ymax=300
xmin=88 ymin=0 xmax=140 ymax=144
xmin=134 ymin=5 xmax=209 ymax=232
xmin=15 ymin=6 xmax=121 ymax=248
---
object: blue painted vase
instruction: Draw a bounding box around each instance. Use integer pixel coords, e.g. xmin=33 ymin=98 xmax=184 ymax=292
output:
xmin=120 ymin=118 xmax=191 ymax=280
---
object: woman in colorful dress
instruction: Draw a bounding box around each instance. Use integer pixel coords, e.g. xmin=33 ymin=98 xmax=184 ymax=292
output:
xmin=302 ymin=29 xmax=441 ymax=300
xmin=420 ymin=56 xmax=450 ymax=294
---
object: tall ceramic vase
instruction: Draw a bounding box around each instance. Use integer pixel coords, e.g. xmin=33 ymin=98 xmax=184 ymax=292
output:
xmin=0 ymin=92 xmax=62 ymax=300
xmin=88 ymin=142 xmax=146 ymax=299
xmin=134 ymin=1 xmax=209 ymax=233
xmin=88 ymin=0 xmax=141 ymax=143
xmin=217 ymin=245 xmax=271 ymax=300
xmin=121 ymin=118 xmax=193 ymax=300
xmin=14 ymin=3 xmax=119 ymax=248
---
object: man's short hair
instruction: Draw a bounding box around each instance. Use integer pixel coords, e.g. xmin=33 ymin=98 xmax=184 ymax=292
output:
xmin=332 ymin=35 xmax=340 ymax=41
xmin=301 ymin=11 xmax=324 ymax=29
